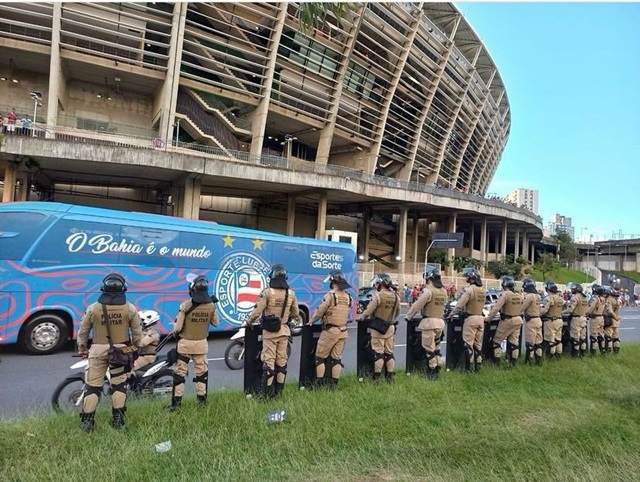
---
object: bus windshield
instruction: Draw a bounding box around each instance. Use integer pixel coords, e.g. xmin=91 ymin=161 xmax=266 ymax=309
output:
xmin=0 ymin=211 xmax=53 ymax=260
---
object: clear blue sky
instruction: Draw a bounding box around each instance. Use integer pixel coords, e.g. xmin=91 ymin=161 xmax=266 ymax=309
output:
xmin=457 ymin=2 xmax=640 ymax=242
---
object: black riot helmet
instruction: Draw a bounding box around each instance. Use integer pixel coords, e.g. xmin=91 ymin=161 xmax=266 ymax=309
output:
xmin=269 ymin=264 xmax=288 ymax=281
xmin=188 ymin=275 xmax=212 ymax=304
xmin=372 ymin=273 xmax=393 ymax=289
xmin=325 ymin=270 xmax=351 ymax=290
xmin=464 ymin=268 xmax=483 ymax=287
xmin=101 ymin=272 xmax=127 ymax=293
xmin=592 ymin=284 xmax=604 ymax=296
xmin=522 ymin=277 xmax=537 ymax=294
xmin=567 ymin=281 xmax=583 ymax=294
xmin=544 ymin=280 xmax=558 ymax=294
xmin=424 ymin=266 xmax=444 ymax=289
xmin=501 ymin=276 xmax=515 ymax=291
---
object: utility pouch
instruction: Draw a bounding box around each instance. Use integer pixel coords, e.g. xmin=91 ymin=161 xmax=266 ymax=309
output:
xmin=369 ymin=317 xmax=391 ymax=335
xmin=102 ymin=303 xmax=137 ymax=369
xmin=604 ymin=316 xmax=613 ymax=328
xmin=261 ymin=314 xmax=282 ymax=333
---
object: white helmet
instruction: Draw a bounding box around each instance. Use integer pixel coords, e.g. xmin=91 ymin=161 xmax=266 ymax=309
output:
xmin=139 ymin=310 xmax=160 ymax=329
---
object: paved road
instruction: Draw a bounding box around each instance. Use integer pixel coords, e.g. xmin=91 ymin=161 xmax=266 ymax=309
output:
xmin=2 ymin=306 xmax=640 ymax=420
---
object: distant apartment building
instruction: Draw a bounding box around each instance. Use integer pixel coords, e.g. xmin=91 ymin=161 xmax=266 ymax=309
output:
xmin=543 ymin=214 xmax=575 ymax=239
xmin=504 ymin=188 xmax=539 ymax=214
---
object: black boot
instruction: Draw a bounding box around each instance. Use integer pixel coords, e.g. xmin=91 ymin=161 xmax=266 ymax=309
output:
xmin=474 ymin=361 xmax=482 ymax=373
xmin=197 ymin=394 xmax=207 ymax=406
xmin=535 ymin=355 xmax=543 ymax=366
xmin=385 ymin=371 xmax=395 ymax=384
xmin=274 ymin=382 xmax=285 ymax=397
xmin=111 ymin=407 xmax=126 ymax=430
xmin=328 ymin=378 xmax=339 ymax=390
xmin=507 ymin=357 xmax=517 ymax=368
xmin=165 ymin=396 xmax=182 ymax=412
xmin=492 ymin=357 xmax=501 ymax=367
xmin=613 ymin=346 xmax=620 ymax=354
xmin=372 ymin=372 xmax=381 ymax=381
xmin=554 ymin=352 xmax=562 ymax=360
xmin=79 ymin=412 xmax=95 ymax=432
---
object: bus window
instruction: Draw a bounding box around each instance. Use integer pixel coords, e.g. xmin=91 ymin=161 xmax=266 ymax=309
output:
xmin=0 ymin=211 xmax=52 ymax=261
xmin=27 ymin=218 xmax=119 ymax=268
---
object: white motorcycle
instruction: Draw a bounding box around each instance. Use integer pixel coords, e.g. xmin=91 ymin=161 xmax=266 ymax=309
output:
xmin=224 ymin=327 xmax=292 ymax=370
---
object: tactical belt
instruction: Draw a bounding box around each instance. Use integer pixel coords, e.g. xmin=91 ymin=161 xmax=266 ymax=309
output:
xmin=323 ymin=323 xmax=347 ymax=332
xmin=590 ymin=315 xmax=603 ymax=318
xmin=524 ymin=315 xmax=541 ymax=322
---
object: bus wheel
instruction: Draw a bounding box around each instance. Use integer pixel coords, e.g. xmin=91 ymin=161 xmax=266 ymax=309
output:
xmin=291 ymin=309 xmax=307 ymax=337
xmin=20 ymin=314 xmax=69 ymax=355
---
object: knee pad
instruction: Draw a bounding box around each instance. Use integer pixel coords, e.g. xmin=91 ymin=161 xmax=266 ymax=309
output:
xmin=493 ymin=342 xmax=502 ymax=350
xmin=590 ymin=336 xmax=597 ymax=344
xmin=464 ymin=343 xmax=474 ymax=355
xmin=275 ymin=364 xmax=287 ymax=375
xmin=506 ymin=342 xmax=517 ymax=355
xmin=109 ymin=380 xmax=128 ymax=396
xmin=315 ymin=356 xmax=327 ymax=367
xmin=382 ymin=353 xmax=395 ymax=362
xmin=177 ymin=353 xmax=190 ymax=364
xmin=597 ymin=335 xmax=604 ymax=343
xmin=424 ymin=350 xmax=436 ymax=361
xmin=434 ymin=349 xmax=442 ymax=357
xmin=328 ymin=356 xmax=343 ymax=368
xmin=84 ymin=385 xmax=103 ymax=398
xmin=372 ymin=351 xmax=384 ymax=362
xmin=193 ymin=371 xmax=208 ymax=384
xmin=262 ymin=363 xmax=275 ymax=376
xmin=173 ymin=373 xmax=186 ymax=385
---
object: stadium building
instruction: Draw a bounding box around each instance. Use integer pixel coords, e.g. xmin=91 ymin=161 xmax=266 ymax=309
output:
xmin=0 ymin=2 xmax=542 ymax=278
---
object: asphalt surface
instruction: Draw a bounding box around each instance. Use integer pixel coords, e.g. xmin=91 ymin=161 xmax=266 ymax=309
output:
xmin=2 ymin=306 xmax=640 ymax=420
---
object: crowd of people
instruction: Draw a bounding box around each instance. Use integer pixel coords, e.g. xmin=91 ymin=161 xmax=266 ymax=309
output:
xmin=0 ymin=107 xmax=33 ymax=136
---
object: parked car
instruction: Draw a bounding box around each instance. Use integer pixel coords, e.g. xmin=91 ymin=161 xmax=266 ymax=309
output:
xmin=357 ymin=287 xmax=376 ymax=314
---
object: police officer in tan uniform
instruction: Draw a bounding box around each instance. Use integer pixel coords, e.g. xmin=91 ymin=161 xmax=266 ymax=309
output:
xmin=604 ymin=286 xmax=621 ymax=353
xmin=587 ymin=284 xmax=606 ymax=356
xmin=132 ymin=310 xmax=161 ymax=371
xmin=77 ymin=273 xmax=142 ymax=431
xmin=405 ymin=267 xmax=447 ymax=379
xmin=247 ymin=264 xmax=299 ymax=398
xmin=308 ymin=270 xmax=352 ymax=389
xmin=357 ymin=273 xmax=401 ymax=382
xmin=521 ymin=277 xmax=543 ymax=365
xmin=540 ymin=280 xmax=564 ymax=360
xmin=167 ymin=275 xmax=219 ymax=411
xmin=563 ymin=282 xmax=589 ymax=357
xmin=449 ymin=269 xmax=485 ymax=372
xmin=485 ymin=276 xmax=523 ymax=367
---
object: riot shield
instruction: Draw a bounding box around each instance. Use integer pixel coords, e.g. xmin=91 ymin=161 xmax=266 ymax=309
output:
xmin=406 ymin=316 xmax=428 ymax=375
xmin=356 ymin=319 xmax=375 ymax=381
xmin=482 ymin=318 xmax=500 ymax=363
xmin=445 ymin=314 xmax=466 ymax=370
xmin=299 ymin=324 xmax=323 ymax=390
xmin=562 ymin=314 xmax=573 ymax=355
xmin=243 ymin=324 xmax=264 ymax=398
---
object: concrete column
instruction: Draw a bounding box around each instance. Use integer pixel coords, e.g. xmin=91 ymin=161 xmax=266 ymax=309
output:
xmin=159 ymin=2 xmax=187 ymax=144
xmin=412 ymin=216 xmax=420 ymax=276
xmin=358 ymin=209 xmax=371 ymax=261
xmin=181 ymin=176 xmax=201 ymax=220
xmin=530 ymin=242 xmax=536 ymax=266
xmin=2 ymin=162 xmax=17 ymax=203
xmin=501 ymin=221 xmax=508 ymax=259
xmin=250 ymin=4 xmax=287 ymax=159
xmin=171 ymin=185 xmax=183 ymax=217
xmin=16 ymin=176 xmax=30 ymax=202
xmin=316 ymin=192 xmax=327 ymax=240
xmin=480 ymin=218 xmax=488 ymax=275
xmin=286 ymin=195 xmax=295 ymax=236
xmin=523 ymin=232 xmax=529 ymax=263
xmin=397 ymin=207 xmax=408 ymax=287
xmin=46 ymin=3 xmax=62 ymax=133
xmin=514 ymin=229 xmax=520 ymax=258
xmin=447 ymin=213 xmax=457 ymax=276
xmin=470 ymin=222 xmax=476 ymax=255
xmin=493 ymin=232 xmax=499 ymax=258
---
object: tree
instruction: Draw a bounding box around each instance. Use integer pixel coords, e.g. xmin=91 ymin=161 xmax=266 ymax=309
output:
xmin=537 ymin=251 xmax=561 ymax=281
xmin=297 ymin=3 xmax=355 ymax=33
xmin=427 ymin=249 xmax=449 ymax=269
xmin=452 ymin=256 xmax=483 ymax=274
xmin=486 ymin=254 xmax=523 ymax=280
xmin=552 ymin=228 xmax=578 ymax=265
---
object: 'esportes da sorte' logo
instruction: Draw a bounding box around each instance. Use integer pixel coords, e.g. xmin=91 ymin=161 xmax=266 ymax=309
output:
xmin=214 ymin=252 xmax=269 ymax=326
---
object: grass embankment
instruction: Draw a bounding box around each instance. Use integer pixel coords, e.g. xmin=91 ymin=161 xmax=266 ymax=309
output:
xmin=3 ymin=348 xmax=640 ymax=482
xmin=529 ymin=266 xmax=595 ymax=284
xmin=611 ymin=271 xmax=640 ymax=284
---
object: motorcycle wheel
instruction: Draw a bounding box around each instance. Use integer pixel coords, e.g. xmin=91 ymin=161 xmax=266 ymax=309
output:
xmin=51 ymin=377 xmax=108 ymax=413
xmin=224 ymin=340 xmax=245 ymax=370
xmin=149 ymin=368 xmax=174 ymax=398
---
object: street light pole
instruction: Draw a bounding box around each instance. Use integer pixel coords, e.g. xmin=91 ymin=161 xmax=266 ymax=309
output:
xmin=30 ymin=91 xmax=42 ymax=138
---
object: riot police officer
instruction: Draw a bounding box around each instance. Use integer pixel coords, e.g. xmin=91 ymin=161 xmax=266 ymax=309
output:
xmin=357 ymin=273 xmax=401 ymax=382
xmin=132 ymin=310 xmax=161 ymax=371
xmin=167 ymin=275 xmax=219 ymax=411
xmin=521 ymin=277 xmax=543 ymax=365
xmin=540 ymin=280 xmax=564 ymax=359
xmin=604 ymin=286 xmax=621 ymax=353
xmin=308 ymin=270 xmax=352 ymax=389
xmin=448 ymin=268 xmax=485 ymax=372
xmin=587 ymin=284 xmax=606 ymax=355
xmin=563 ymin=282 xmax=588 ymax=357
xmin=77 ymin=273 xmax=142 ymax=431
xmin=405 ymin=267 xmax=447 ymax=379
xmin=247 ymin=264 xmax=299 ymax=398
xmin=485 ymin=276 xmax=523 ymax=367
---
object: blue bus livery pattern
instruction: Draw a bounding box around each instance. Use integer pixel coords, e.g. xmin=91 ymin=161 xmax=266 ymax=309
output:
xmin=0 ymin=203 xmax=357 ymax=346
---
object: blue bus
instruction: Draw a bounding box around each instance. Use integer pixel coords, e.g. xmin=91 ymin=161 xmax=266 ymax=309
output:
xmin=0 ymin=202 xmax=357 ymax=354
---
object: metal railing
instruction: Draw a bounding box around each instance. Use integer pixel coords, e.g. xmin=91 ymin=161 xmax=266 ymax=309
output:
xmin=15 ymin=121 xmax=542 ymax=225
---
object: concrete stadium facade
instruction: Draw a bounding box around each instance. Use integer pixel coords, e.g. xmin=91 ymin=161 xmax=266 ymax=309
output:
xmin=0 ymin=2 xmax=538 ymax=277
